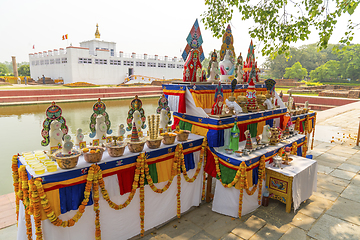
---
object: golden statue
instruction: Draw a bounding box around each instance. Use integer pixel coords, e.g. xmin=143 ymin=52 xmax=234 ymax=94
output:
xmin=95 ymin=23 xmax=100 ymax=39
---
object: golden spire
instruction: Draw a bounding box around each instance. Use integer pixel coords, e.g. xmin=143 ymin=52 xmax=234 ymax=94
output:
xmin=95 ymin=23 xmax=100 ymax=39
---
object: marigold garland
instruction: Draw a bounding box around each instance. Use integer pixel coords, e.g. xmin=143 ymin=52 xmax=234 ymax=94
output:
xmin=19 ymin=165 xmax=32 ymax=240
xmin=34 ymin=166 xmax=94 ymax=227
xmin=201 ymin=138 xmax=208 ymax=200
xmin=139 ymin=153 xmax=145 ymax=236
xmin=11 ymin=155 xmax=20 ymax=222
xmin=302 ymin=136 xmax=308 ymax=157
xmin=176 ymin=146 xmax=181 ymax=218
xmin=12 ymin=138 xmax=209 ymax=239
xmin=311 ymin=113 xmax=316 ymax=150
xmin=93 ymin=166 xmax=101 ymax=240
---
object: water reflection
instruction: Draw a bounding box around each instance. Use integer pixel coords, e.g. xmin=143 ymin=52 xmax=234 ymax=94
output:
xmin=0 ymin=98 xmax=159 ymax=195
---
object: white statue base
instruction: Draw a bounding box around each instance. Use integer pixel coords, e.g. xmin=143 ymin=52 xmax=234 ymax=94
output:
xmin=220 ymin=75 xmax=233 ymax=83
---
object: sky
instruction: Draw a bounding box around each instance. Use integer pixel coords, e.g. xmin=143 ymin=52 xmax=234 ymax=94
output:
xmin=0 ymin=0 xmax=359 ymax=66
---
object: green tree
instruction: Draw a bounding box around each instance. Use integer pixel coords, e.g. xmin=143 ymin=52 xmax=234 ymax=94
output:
xmin=264 ymin=44 xmax=340 ymax=78
xmin=0 ymin=63 xmax=9 ymax=75
xmin=284 ymin=62 xmax=308 ymax=80
xmin=18 ymin=64 xmax=30 ymax=76
xmin=202 ymin=0 xmax=359 ymax=57
xmin=309 ymin=60 xmax=341 ymax=82
xmin=335 ymin=45 xmax=360 ymax=81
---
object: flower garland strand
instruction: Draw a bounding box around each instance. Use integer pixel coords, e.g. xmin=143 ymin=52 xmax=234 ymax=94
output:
xmin=201 ymin=138 xmax=208 ymax=200
xmin=34 ymin=165 xmax=94 ymax=227
xmin=19 ymin=166 xmax=32 ymax=240
xmin=302 ymin=136 xmax=308 ymax=157
xmin=11 ymin=155 xmax=20 ymax=222
xmin=93 ymin=166 xmax=101 ymax=240
xmin=175 ymin=146 xmax=181 ymax=218
xmin=144 ymin=153 xmax=176 ymax=194
xmin=29 ymin=179 xmax=42 ymax=240
xmin=311 ymin=113 xmax=316 ymax=150
xmin=213 ymin=154 xmax=241 ymax=188
xmin=238 ymin=162 xmax=246 ymax=217
xmin=139 ymin=153 xmax=145 ymax=236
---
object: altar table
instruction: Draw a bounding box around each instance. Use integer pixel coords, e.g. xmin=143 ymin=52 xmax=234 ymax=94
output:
xmin=16 ymin=134 xmax=205 ymax=240
xmin=209 ymin=134 xmax=306 ymax=218
xmin=266 ymin=155 xmax=317 ymax=212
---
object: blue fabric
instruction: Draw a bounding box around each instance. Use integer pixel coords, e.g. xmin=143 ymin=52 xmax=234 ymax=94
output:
xmin=209 ymin=135 xmax=306 ymax=167
xmin=266 ymin=119 xmax=273 ymax=127
xmin=173 ymin=108 xmax=287 ymax=127
xmin=59 ymin=183 xmax=93 ymax=214
xmin=162 ymin=83 xmax=266 ymax=92
xmin=297 ymin=146 xmax=302 ymax=156
xmin=252 ymin=167 xmax=258 ymax=186
xmin=184 ymin=153 xmax=195 ymax=171
xmin=306 ymin=155 xmax=313 ymax=159
xmin=207 ymin=129 xmax=224 ymax=147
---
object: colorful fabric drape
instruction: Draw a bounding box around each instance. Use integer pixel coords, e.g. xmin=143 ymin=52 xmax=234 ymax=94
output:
xmin=205 ymin=135 xmax=306 ymax=189
xmin=173 ymin=108 xmax=288 ymax=147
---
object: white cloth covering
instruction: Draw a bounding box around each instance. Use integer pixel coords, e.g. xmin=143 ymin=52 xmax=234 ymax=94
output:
xmin=185 ymin=88 xmax=208 ymax=117
xmin=266 ymin=155 xmax=317 ymax=212
xmin=212 ymin=180 xmax=265 ymax=218
xmin=17 ymin=151 xmax=203 ymax=240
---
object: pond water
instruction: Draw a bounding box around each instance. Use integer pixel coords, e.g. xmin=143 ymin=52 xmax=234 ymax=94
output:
xmin=0 ymin=97 xmax=159 ymax=195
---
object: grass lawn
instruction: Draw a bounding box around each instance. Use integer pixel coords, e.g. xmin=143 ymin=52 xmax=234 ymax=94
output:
xmin=321 ymin=82 xmax=360 ymax=87
xmin=275 ymin=87 xmax=290 ymax=94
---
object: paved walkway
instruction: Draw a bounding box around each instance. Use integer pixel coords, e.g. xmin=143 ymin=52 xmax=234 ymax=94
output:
xmin=2 ymin=102 xmax=360 ymax=239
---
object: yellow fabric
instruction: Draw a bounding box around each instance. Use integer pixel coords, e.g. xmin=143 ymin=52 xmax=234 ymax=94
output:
xmin=41 ymin=189 xmax=61 ymax=220
xmin=156 ymin=158 xmax=175 ymax=183
xmin=191 ymin=125 xmax=209 ymax=137
xmin=234 ymin=170 xmax=253 ymax=190
xmin=189 ymin=88 xmax=268 ymax=109
xmin=257 ymin=121 xmax=266 ymax=136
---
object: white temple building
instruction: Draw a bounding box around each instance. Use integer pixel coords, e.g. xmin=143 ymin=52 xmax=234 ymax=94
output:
xmin=29 ymin=24 xmax=184 ymax=85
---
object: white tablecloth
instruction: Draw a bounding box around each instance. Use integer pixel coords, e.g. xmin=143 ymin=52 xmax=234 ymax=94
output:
xmin=211 ymin=135 xmax=306 ymax=218
xmin=266 ymin=155 xmax=317 ymax=212
xmin=17 ymin=151 xmax=203 ymax=240
xmin=212 ymin=180 xmax=265 ymax=218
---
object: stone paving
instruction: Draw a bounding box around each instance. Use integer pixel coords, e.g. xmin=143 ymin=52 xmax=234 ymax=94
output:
xmin=2 ymin=103 xmax=360 ymax=239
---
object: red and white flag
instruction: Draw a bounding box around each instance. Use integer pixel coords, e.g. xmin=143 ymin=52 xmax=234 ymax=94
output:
xmin=62 ymin=34 xmax=68 ymax=40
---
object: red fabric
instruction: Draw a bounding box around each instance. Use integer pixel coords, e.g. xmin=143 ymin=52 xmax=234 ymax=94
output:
xmin=204 ymin=148 xmax=217 ymax=178
xmin=117 ymin=166 xmax=136 ymax=195
xmin=300 ymin=120 xmax=304 ymax=132
xmin=172 ymin=117 xmax=181 ymax=130
xmin=239 ymin=123 xmax=248 ymax=141
xmin=178 ymin=93 xmax=186 ymax=113
xmin=279 ymin=115 xmax=284 ymax=129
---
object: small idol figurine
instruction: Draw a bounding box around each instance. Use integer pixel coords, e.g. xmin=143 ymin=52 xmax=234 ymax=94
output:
xmin=75 ymin=128 xmax=84 ymax=146
xmin=62 ymin=134 xmax=73 ymax=154
xmin=49 ymin=120 xmax=64 ymax=149
xmin=95 ymin=115 xmax=107 ymax=143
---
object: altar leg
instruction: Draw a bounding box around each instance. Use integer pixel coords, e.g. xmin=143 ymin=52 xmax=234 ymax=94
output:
xmin=206 ymin=174 xmax=214 ymax=202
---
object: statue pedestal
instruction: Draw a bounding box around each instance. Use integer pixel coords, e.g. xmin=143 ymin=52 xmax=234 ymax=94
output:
xmin=220 ymin=75 xmax=233 ymax=83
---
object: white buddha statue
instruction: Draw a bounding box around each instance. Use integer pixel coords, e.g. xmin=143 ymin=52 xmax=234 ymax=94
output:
xmin=62 ymin=134 xmax=73 ymax=154
xmin=117 ymin=124 xmax=126 ymax=137
xmin=49 ymin=120 xmax=63 ymax=150
xmin=219 ymin=50 xmax=235 ymax=82
xmin=133 ymin=110 xmax=142 ymax=132
xmin=159 ymin=109 xmax=169 ymax=132
xmin=75 ymin=128 xmax=84 ymax=146
xmin=95 ymin=115 xmax=107 ymax=143
xmin=261 ymin=125 xmax=271 ymax=144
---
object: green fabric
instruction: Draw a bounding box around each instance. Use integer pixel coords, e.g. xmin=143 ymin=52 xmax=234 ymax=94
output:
xmin=179 ymin=120 xmax=193 ymax=131
xmin=302 ymin=121 xmax=305 ymax=131
xmin=217 ymin=163 xmax=237 ymax=184
xmin=247 ymin=123 xmax=258 ymax=138
xmin=145 ymin=163 xmax=158 ymax=185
